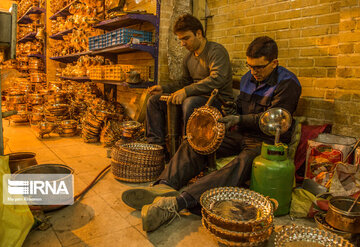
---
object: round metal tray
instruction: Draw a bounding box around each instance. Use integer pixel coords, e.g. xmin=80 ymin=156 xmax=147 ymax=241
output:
xmin=274 ymin=224 xmax=354 ymax=247
xmin=200 ymin=187 xmax=275 ymax=232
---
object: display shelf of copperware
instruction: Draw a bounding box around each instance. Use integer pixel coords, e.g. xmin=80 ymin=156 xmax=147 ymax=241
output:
xmin=17 ymin=6 xmax=46 ymax=24
xmin=91 ymin=79 xmax=156 ymax=89
xmin=94 ymin=13 xmax=157 ymax=31
xmin=59 ymin=76 xmax=91 ymax=82
xmin=17 ymin=32 xmax=37 ymax=43
xmin=49 ymin=28 xmax=75 ymax=40
xmin=50 ymin=51 xmax=92 ymax=63
xmin=49 ymin=0 xmax=79 ymax=20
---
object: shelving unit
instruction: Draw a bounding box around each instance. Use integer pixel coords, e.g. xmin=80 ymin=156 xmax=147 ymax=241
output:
xmin=50 ymin=0 xmax=160 ymax=90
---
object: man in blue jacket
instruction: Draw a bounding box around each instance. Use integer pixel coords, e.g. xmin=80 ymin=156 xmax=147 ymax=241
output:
xmin=122 ymin=36 xmax=302 ymax=232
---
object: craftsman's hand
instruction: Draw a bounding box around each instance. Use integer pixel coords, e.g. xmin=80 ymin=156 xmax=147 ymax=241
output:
xmin=221 ymin=101 xmax=237 ymax=116
xmin=169 ymin=88 xmax=187 ymax=104
xmin=148 ymin=85 xmax=163 ymax=95
xmin=218 ymin=115 xmax=241 ymax=130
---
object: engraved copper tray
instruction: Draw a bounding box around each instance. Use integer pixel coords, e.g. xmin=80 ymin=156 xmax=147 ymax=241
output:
xmin=186 ymin=89 xmax=225 ymax=155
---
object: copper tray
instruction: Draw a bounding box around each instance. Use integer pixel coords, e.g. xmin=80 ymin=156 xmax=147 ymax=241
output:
xmin=274 ymin=224 xmax=354 ymax=247
xmin=200 ymin=187 xmax=275 ymax=232
xmin=186 ymin=89 xmax=225 ymax=155
xmin=202 ymin=215 xmax=272 ymax=246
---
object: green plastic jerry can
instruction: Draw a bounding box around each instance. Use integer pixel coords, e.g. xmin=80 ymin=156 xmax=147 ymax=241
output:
xmin=250 ymin=142 xmax=295 ymax=216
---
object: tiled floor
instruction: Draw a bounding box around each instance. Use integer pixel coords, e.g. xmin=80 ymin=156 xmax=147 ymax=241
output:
xmin=4 ymin=123 xmax=316 ymax=247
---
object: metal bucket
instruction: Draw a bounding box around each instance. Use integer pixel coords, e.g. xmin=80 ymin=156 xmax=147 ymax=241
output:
xmin=14 ymin=164 xmax=74 ymax=212
xmin=8 ymin=152 xmax=37 ymax=173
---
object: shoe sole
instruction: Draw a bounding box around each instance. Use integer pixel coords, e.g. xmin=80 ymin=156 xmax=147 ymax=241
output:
xmin=122 ymin=189 xmax=179 ymax=210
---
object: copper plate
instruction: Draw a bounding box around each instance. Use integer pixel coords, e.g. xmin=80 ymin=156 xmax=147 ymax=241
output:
xmin=186 ymin=106 xmax=225 ymax=155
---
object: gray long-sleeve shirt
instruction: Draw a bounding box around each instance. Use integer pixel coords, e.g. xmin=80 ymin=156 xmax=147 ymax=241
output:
xmin=161 ymin=41 xmax=234 ymax=102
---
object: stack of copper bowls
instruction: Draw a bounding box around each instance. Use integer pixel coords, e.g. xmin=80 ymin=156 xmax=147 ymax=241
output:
xmin=30 ymin=72 xmax=46 ymax=83
xmin=200 ymin=187 xmax=276 ymax=246
xmin=57 ymin=120 xmax=78 ymax=137
xmin=29 ymin=105 xmax=44 ymax=123
xmin=44 ymin=104 xmax=70 ymax=122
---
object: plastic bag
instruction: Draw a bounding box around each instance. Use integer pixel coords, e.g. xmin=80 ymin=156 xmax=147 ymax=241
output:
xmin=0 ymin=155 xmax=34 ymax=247
xmin=305 ymin=133 xmax=356 ymax=179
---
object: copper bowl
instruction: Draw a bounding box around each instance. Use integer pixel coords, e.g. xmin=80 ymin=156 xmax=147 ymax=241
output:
xmin=8 ymin=152 xmax=37 ymax=173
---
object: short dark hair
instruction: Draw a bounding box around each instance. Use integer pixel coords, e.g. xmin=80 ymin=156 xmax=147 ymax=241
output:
xmin=173 ymin=14 xmax=205 ymax=37
xmin=246 ymin=36 xmax=278 ymax=62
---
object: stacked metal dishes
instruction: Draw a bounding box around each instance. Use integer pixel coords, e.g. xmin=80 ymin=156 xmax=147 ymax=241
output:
xmin=274 ymin=224 xmax=354 ymax=247
xmin=28 ymin=93 xmax=45 ymax=105
xmin=100 ymin=120 xmax=123 ymax=147
xmin=111 ymin=142 xmax=164 ymax=183
xmin=120 ymin=121 xmax=143 ymax=141
xmin=44 ymin=104 xmax=70 ymax=122
xmin=46 ymin=91 xmax=68 ymax=104
xmin=29 ymin=105 xmax=45 ymax=124
xmin=200 ymin=187 xmax=276 ymax=246
xmin=81 ymin=110 xmax=104 ymax=143
xmin=58 ymin=120 xmax=78 ymax=137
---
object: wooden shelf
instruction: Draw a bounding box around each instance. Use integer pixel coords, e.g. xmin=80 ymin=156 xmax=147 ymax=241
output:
xmin=50 ymin=51 xmax=91 ymax=63
xmin=59 ymin=76 xmax=91 ymax=82
xmin=28 ymin=54 xmax=45 ymax=59
xmin=91 ymin=79 xmax=155 ymax=88
xmin=17 ymin=6 xmax=45 ymax=24
xmin=49 ymin=0 xmax=78 ymax=20
xmin=91 ymin=43 xmax=156 ymax=58
xmin=94 ymin=13 xmax=157 ymax=31
xmin=17 ymin=32 xmax=37 ymax=43
xmin=49 ymin=28 xmax=75 ymax=40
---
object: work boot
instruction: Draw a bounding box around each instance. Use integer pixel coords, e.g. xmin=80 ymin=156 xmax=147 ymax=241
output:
xmin=141 ymin=196 xmax=180 ymax=232
xmin=121 ymin=184 xmax=179 ymax=210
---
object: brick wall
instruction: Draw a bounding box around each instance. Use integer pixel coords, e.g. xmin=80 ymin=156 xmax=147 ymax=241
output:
xmin=188 ymin=0 xmax=360 ymax=138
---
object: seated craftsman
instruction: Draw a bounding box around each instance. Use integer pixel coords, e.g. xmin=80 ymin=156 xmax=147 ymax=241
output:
xmin=146 ymin=14 xmax=233 ymax=152
xmin=122 ymin=36 xmax=302 ymax=232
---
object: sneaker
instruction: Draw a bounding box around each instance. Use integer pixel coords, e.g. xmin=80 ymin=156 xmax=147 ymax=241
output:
xmin=121 ymin=184 xmax=179 ymax=210
xmin=141 ymin=196 xmax=180 ymax=232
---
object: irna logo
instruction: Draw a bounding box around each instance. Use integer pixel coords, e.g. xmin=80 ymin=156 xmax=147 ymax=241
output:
xmin=8 ymin=179 xmax=69 ymax=195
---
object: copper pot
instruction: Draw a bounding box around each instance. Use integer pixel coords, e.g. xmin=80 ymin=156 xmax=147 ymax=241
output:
xmin=325 ymin=196 xmax=360 ymax=233
xmin=30 ymin=72 xmax=45 ymax=83
xmin=8 ymin=152 xmax=37 ymax=173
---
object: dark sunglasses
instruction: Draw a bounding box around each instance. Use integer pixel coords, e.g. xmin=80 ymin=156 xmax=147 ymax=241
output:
xmin=246 ymin=61 xmax=272 ymax=70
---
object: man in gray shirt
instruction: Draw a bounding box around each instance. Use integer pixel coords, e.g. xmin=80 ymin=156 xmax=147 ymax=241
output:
xmin=146 ymin=14 xmax=233 ymax=151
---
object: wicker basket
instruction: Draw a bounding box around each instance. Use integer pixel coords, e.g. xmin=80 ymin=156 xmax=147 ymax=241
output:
xmin=110 ymin=142 xmax=164 ymax=182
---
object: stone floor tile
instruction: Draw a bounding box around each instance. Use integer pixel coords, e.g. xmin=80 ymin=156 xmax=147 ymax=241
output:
xmin=50 ymin=144 xmax=101 ymax=159
xmin=23 ymin=228 xmax=62 ymax=247
xmin=48 ymin=195 xmax=131 ymax=246
xmin=99 ymin=192 xmax=142 ymax=227
xmin=66 ymin=227 xmax=154 ymax=247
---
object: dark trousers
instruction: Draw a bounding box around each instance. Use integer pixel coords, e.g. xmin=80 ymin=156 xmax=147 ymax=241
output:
xmin=157 ymin=131 xmax=263 ymax=202
xmin=146 ymin=94 xmax=222 ymax=146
